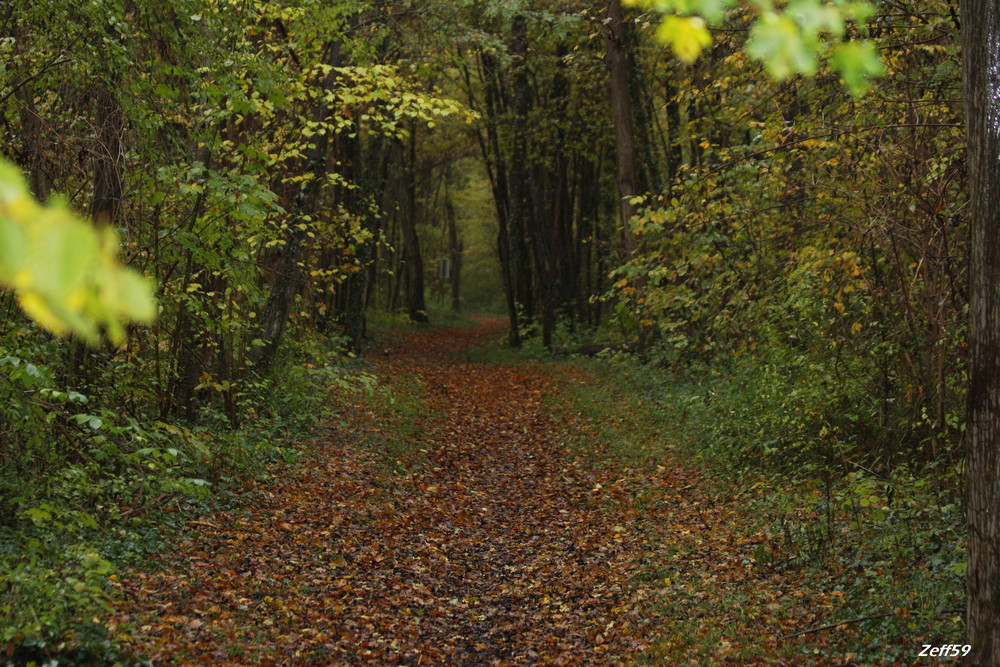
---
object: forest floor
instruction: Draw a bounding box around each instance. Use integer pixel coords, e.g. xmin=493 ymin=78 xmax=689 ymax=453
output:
xmin=111 ymin=319 xmax=903 ymax=665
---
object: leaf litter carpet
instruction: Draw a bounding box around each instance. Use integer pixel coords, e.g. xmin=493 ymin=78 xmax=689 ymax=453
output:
xmin=115 ymin=320 xmax=770 ymax=665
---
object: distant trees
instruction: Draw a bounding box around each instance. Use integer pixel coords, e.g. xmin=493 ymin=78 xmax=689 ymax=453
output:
xmin=455 ymin=2 xmax=621 ymax=346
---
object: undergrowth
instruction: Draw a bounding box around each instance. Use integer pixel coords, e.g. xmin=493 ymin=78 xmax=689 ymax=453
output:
xmin=0 ymin=331 xmax=374 ymax=664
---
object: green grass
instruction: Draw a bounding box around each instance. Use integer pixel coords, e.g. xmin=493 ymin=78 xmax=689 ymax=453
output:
xmin=347 ymin=369 xmax=436 ymax=478
xmin=461 ymin=335 xmax=556 ymax=365
xmin=366 ymin=306 xmax=480 ymax=337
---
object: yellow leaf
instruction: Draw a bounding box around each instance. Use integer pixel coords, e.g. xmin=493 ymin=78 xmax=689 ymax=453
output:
xmin=18 ymin=292 xmax=70 ymax=337
xmin=656 ymin=16 xmax=712 ymax=64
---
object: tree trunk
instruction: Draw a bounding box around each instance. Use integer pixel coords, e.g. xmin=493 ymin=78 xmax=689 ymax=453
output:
xmin=508 ymin=14 xmax=533 ymax=341
xmin=89 ymin=84 xmax=125 ymax=227
xmin=251 ymin=40 xmax=345 ymax=374
xmin=338 ymin=134 xmax=387 ymax=351
xmin=480 ymin=58 xmax=521 ymax=347
xmin=604 ymin=0 xmax=637 ymax=257
xmin=445 ymin=185 xmax=462 ymax=312
xmin=401 ymin=130 xmax=429 ymax=323
xmin=962 ymin=2 xmax=1000 ymax=662
xmin=575 ymin=156 xmax=598 ymax=326
xmin=14 ymin=85 xmax=49 ymax=202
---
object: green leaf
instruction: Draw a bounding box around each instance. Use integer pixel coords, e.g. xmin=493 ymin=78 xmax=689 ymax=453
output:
xmin=786 ymin=0 xmax=844 ymax=36
xmin=643 ymin=0 xmax=732 ymax=23
xmin=24 ymin=507 xmax=52 ymax=524
xmin=0 ymin=214 xmax=27 ymax=281
xmin=831 ymin=41 xmax=885 ymax=96
xmin=746 ymin=12 xmax=817 ymax=79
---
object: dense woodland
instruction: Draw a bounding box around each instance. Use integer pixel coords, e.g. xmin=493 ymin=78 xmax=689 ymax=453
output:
xmin=0 ymin=0 xmax=982 ymax=663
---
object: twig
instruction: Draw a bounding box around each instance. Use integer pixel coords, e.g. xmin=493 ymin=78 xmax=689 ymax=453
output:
xmin=780 ymin=613 xmax=893 ymax=639
xmin=780 ymin=608 xmax=965 ymax=640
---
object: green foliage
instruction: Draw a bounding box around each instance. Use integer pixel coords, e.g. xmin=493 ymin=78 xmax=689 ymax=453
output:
xmin=0 ymin=539 xmax=119 ymax=664
xmin=0 ymin=300 xmax=368 ymax=657
xmin=608 ymin=4 xmax=964 ymax=469
xmin=625 ymin=0 xmax=883 ymax=94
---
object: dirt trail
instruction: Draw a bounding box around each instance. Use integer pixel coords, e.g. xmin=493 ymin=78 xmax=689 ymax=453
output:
xmin=116 ymin=320 xmax=654 ymax=665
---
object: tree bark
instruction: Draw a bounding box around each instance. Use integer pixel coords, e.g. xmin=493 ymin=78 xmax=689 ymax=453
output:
xmin=401 ymin=129 xmax=429 ymax=323
xmin=604 ymin=0 xmax=638 ymax=257
xmin=507 ymin=14 xmax=533 ymax=342
xmin=472 ymin=36 xmax=522 ymax=345
xmin=338 ymin=134 xmax=387 ymax=351
xmin=962 ymin=2 xmax=1000 ymax=662
xmin=445 ymin=184 xmax=462 ymax=312
xmin=89 ymin=84 xmax=125 ymax=227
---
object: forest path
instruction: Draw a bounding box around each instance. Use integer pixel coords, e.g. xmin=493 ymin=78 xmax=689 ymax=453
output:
xmin=114 ymin=319 xmax=666 ymax=665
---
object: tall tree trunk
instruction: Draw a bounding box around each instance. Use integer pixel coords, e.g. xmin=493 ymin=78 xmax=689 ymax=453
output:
xmin=467 ymin=56 xmax=521 ymax=344
xmin=626 ymin=28 xmax=659 ymax=194
xmin=445 ymin=184 xmax=462 ymax=312
xmin=14 ymin=85 xmax=49 ymax=202
xmin=962 ymin=2 xmax=1000 ymax=662
xmin=339 ymin=134 xmax=387 ymax=351
xmin=12 ymin=15 xmax=50 ymax=202
xmin=575 ymin=156 xmax=598 ymax=325
xmin=604 ymin=0 xmax=637 ymax=257
xmin=66 ymin=79 xmax=128 ymax=387
xmin=662 ymin=74 xmax=684 ymax=181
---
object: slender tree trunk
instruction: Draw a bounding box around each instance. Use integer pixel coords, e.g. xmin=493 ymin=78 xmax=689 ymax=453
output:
xmin=462 ymin=57 xmax=518 ymax=343
xmin=11 ymin=16 xmax=50 ymax=202
xmin=575 ymin=156 xmax=597 ymax=325
xmin=508 ymin=14 xmax=533 ymax=341
xmin=339 ymin=135 xmax=387 ymax=351
xmin=962 ymin=2 xmax=1000 ymax=662
xmin=65 ymin=78 xmax=128 ymax=386
xmin=251 ymin=40 xmax=345 ymax=374
xmin=445 ymin=185 xmax=462 ymax=312
xmin=14 ymin=86 xmax=49 ymax=202
xmin=401 ymin=130 xmax=429 ymax=323
xmin=663 ymin=74 xmax=684 ymax=181
xmin=626 ymin=28 xmax=659 ymax=194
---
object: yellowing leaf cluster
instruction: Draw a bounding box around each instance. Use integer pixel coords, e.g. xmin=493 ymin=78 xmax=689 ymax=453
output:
xmin=0 ymin=160 xmax=156 ymax=343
